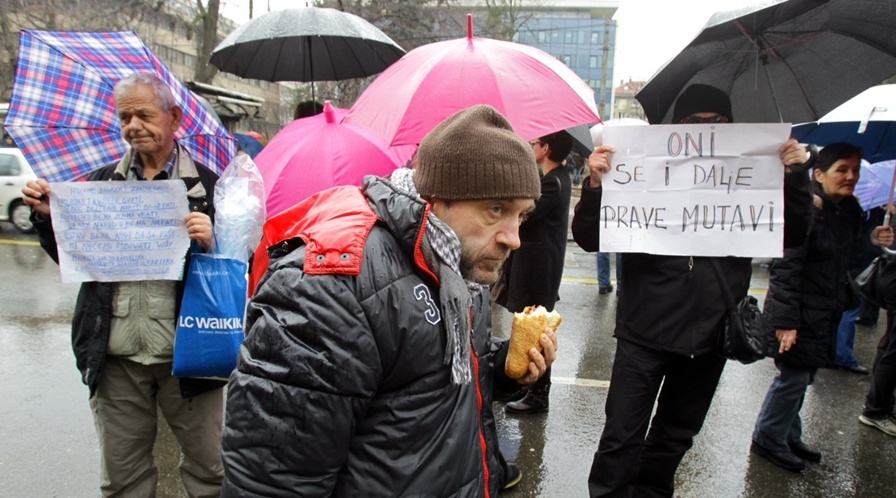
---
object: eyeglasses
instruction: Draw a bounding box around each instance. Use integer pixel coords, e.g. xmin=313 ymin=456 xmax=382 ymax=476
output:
xmin=529 ymin=140 xmax=544 ymax=147
xmin=680 ymin=115 xmax=729 ymax=124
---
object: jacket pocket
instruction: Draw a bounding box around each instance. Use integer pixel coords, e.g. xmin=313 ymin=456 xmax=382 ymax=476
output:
xmin=111 ymin=292 xmax=132 ymax=318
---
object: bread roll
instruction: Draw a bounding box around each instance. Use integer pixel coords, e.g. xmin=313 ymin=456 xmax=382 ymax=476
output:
xmin=505 ymin=305 xmax=562 ymax=379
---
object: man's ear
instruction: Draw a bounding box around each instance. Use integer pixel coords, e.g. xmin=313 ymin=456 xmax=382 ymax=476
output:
xmin=170 ymin=105 xmax=183 ymax=131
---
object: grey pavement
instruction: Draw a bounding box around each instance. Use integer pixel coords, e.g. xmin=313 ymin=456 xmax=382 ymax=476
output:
xmin=1 ymin=218 xmax=895 ymax=497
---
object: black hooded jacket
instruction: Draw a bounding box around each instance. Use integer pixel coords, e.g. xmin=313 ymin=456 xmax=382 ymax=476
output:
xmin=221 ymin=178 xmax=518 ymax=497
xmin=572 ymin=168 xmax=812 ymax=357
xmin=763 ymin=185 xmax=865 ymax=368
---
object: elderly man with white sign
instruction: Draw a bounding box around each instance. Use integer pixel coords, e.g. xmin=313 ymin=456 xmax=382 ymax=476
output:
xmin=572 ymin=83 xmax=815 ymax=498
xmin=21 ymin=72 xmax=224 ymax=497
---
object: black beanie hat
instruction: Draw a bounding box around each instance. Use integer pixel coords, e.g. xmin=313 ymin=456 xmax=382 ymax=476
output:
xmin=414 ymin=105 xmax=541 ymax=200
xmin=672 ymin=83 xmax=733 ymax=124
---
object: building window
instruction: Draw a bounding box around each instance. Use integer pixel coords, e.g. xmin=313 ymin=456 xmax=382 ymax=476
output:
xmin=538 ymin=31 xmax=546 ymax=43
xmin=591 ymin=32 xmax=600 ymax=44
xmin=578 ymin=31 xmax=586 ymax=44
xmin=565 ymin=31 xmax=573 ymax=43
xmin=589 ymin=56 xmax=598 ymax=68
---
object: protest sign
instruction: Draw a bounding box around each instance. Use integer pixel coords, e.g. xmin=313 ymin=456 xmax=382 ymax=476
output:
xmin=600 ymin=123 xmax=791 ymax=258
xmin=49 ymin=180 xmax=191 ymax=283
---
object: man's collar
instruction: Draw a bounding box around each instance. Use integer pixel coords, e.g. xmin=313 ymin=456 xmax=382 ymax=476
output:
xmin=129 ymin=146 xmax=177 ymax=180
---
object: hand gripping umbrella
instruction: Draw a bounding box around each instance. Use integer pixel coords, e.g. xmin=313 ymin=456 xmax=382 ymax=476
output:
xmin=4 ymin=30 xmax=235 ymax=183
xmin=210 ymin=7 xmax=405 ymax=102
xmin=636 ymin=0 xmax=896 ymax=124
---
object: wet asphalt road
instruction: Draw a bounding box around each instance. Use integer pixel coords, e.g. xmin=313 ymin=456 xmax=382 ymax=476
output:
xmin=1 ymin=217 xmax=895 ymax=497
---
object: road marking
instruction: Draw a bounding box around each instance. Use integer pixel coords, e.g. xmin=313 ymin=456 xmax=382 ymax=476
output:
xmin=552 ymin=376 xmax=610 ymax=388
xmin=0 ymin=238 xmax=40 ymax=247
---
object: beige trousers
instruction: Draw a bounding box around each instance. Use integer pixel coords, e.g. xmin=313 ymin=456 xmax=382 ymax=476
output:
xmin=89 ymin=356 xmax=224 ymax=498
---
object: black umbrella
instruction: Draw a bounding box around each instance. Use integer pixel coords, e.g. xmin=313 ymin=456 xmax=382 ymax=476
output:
xmin=636 ymin=0 xmax=896 ymax=124
xmin=210 ymin=7 xmax=405 ymax=101
xmin=564 ymin=124 xmax=595 ymax=157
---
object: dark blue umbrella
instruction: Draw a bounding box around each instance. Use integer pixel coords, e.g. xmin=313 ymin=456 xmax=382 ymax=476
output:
xmin=233 ymin=133 xmax=263 ymax=158
xmin=791 ymin=85 xmax=896 ymax=164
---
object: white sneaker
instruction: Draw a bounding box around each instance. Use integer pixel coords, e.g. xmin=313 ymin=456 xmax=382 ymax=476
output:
xmin=859 ymin=414 xmax=896 ymax=436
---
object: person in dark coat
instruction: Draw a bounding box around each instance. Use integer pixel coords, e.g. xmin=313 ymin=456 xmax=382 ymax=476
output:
xmin=497 ymin=130 xmax=572 ymax=415
xmin=573 ymin=83 xmax=816 ymax=497
xmin=21 ymin=72 xmax=225 ymax=497
xmin=221 ymin=105 xmax=558 ymax=497
xmin=834 ymin=205 xmax=886 ymax=373
xmin=860 ymin=249 xmax=896 ymax=436
xmin=752 ymin=143 xmax=894 ymax=472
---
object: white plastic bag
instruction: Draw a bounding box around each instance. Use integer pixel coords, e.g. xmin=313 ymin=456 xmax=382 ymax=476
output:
xmin=213 ymin=154 xmax=266 ymax=262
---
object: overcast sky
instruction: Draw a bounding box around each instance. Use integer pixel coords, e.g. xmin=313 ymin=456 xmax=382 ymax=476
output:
xmin=220 ymin=0 xmax=761 ymax=82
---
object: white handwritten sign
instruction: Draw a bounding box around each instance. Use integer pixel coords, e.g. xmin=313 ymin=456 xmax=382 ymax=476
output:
xmin=49 ymin=181 xmax=191 ymax=283
xmin=600 ymin=123 xmax=791 ymax=258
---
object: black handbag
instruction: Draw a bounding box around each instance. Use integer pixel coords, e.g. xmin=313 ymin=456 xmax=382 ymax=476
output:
xmin=710 ymin=259 xmax=767 ymax=364
xmin=853 ymin=253 xmax=896 ymax=309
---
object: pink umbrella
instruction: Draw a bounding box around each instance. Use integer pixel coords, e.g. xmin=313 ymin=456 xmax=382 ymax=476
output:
xmin=256 ymin=101 xmax=404 ymax=217
xmin=343 ymin=14 xmax=600 ymax=146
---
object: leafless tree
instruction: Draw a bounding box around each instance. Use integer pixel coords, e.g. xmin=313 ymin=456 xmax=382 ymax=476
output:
xmin=0 ymin=0 xmax=155 ymax=100
xmin=479 ymin=0 xmax=536 ymax=41
xmin=192 ymin=0 xmax=221 ymax=83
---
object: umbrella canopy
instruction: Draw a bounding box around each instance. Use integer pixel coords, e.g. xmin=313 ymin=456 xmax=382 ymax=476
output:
xmin=590 ymin=118 xmax=650 ymax=147
xmin=233 ymin=133 xmax=264 ymax=159
xmin=854 ymin=159 xmax=895 ymax=211
xmin=791 ymin=84 xmax=896 ymax=163
xmin=256 ymin=101 xmax=404 ymax=217
xmin=344 ymin=15 xmax=600 ymax=146
xmin=636 ymin=0 xmax=896 ymax=124
xmin=4 ymin=30 xmax=235 ymax=183
xmin=210 ymin=7 xmax=405 ymax=83
xmin=565 ymin=125 xmax=594 ymax=157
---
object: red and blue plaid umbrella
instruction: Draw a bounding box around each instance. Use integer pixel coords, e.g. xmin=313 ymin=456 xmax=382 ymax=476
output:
xmin=4 ymin=30 xmax=236 ymax=182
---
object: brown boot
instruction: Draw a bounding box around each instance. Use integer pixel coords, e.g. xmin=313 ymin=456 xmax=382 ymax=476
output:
xmin=505 ymin=383 xmax=550 ymax=414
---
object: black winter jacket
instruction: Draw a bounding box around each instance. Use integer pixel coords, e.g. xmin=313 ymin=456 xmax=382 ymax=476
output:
xmin=32 ymin=157 xmax=221 ymax=398
xmin=764 ymin=187 xmax=864 ymax=368
xmin=221 ymin=178 xmax=518 ymax=498
xmin=571 ymin=168 xmax=812 ymax=356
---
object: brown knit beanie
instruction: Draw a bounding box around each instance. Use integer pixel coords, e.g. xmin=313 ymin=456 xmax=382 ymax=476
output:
xmin=414 ymin=105 xmax=540 ymax=200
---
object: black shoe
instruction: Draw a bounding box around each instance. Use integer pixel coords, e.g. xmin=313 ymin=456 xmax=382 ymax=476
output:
xmin=500 ymin=463 xmax=522 ymax=491
xmin=505 ymin=386 xmax=549 ymax=414
xmin=494 ymin=387 xmax=528 ymax=403
xmin=838 ymin=364 xmax=870 ymax=375
xmin=598 ymin=284 xmax=614 ymax=295
xmin=788 ymin=441 xmax=821 ymax=463
xmin=750 ymin=441 xmax=805 ymax=472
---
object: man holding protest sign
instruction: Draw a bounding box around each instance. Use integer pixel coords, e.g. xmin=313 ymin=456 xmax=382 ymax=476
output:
xmin=572 ymin=83 xmax=814 ymax=497
xmin=22 ymin=72 xmax=224 ymax=497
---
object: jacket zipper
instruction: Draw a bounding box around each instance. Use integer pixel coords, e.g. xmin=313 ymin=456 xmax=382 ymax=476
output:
xmin=469 ymin=307 xmax=491 ymax=498
xmin=688 ymin=256 xmax=696 ymax=358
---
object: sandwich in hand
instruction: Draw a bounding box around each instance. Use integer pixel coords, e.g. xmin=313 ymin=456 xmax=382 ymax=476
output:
xmin=505 ymin=305 xmax=562 ymax=379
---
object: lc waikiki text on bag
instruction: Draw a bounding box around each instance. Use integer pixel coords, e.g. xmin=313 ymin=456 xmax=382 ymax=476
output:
xmin=710 ymin=259 xmax=768 ymax=364
xmin=173 ymin=249 xmax=248 ymax=379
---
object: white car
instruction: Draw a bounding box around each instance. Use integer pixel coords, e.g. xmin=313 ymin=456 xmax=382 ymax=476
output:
xmin=0 ymin=148 xmax=38 ymax=233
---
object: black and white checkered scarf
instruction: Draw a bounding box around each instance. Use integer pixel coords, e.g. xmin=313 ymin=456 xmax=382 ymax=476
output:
xmin=390 ymin=168 xmax=484 ymax=384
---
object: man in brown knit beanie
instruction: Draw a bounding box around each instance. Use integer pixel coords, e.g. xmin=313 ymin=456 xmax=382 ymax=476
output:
xmin=222 ymin=104 xmax=558 ymax=497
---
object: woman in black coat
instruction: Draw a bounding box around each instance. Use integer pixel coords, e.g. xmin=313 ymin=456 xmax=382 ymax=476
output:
xmin=751 ymin=143 xmax=894 ymax=472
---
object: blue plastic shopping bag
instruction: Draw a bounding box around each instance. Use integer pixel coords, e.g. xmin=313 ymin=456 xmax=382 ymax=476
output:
xmin=173 ymin=252 xmax=248 ymax=379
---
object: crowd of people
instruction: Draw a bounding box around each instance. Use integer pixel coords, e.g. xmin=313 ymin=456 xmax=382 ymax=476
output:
xmin=18 ymin=69 xmax=896 ymax=498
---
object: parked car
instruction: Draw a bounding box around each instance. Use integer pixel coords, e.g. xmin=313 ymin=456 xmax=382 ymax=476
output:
xmin=0 ymin=148 xmax=38 ymax=233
